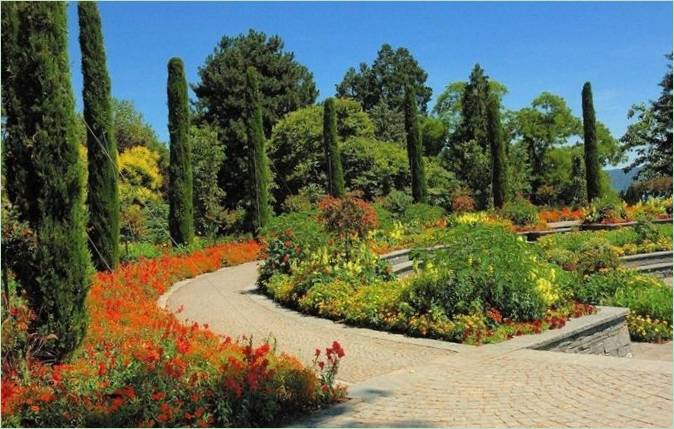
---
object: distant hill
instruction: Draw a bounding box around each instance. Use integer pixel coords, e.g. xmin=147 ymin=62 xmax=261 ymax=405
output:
xmin=606 ymin=166 xmax=642 ymax=192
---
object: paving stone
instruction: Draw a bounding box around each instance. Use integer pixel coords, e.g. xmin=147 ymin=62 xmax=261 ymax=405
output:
xmin=163 ymin=261 xmax=673 ymax=428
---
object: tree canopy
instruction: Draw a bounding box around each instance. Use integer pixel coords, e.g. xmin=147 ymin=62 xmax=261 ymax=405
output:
xmin=621 ymin=54 xmax=673 ymax=180
xmin=193 ymin=30 xmax=317 ymax=210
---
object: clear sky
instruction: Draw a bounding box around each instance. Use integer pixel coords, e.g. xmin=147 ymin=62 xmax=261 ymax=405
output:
xmin=66 ymin=1 xmax=672 ymax=167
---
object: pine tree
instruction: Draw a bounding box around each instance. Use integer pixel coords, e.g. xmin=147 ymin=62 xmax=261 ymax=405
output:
xmin=582 ymin=82 xmax=601 ymax=201
xmin=487 ymin=93 xmax=507 ymax=208
xmin=323 ymin=97 xmax=345 ymax=197
xmin=167 ymin=58 xmax=194 ymax=245
xmin=404 ymin=86 xmax=427 ymax=202
xmin=79 ymin=2 xmax=119 ymax=270
xmin=245 ymin=67 xmax=272 ymax=232
xmin=3 ymin=2 xmax=92 ymax=360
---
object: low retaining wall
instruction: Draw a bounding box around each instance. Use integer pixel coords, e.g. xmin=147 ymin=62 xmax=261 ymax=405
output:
xmin=528 ymin=308 xmax=632 ymax=357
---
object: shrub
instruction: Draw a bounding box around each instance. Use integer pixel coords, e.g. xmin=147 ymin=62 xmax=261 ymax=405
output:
xmin=401 ymin=203 xmax=445 ymax=228
xmin=414 ymin=225 xmax=551 ymax=321
xmin=318 ymin=195 xmax=378 ymax=240
xmin=258 ymin=230 xmax=305 ymax=287
xmin=500 ymin=197 xmax=539 ymax=226
xmin=381 ymin=190 xmax=413 ymax=216
xmin=450 ymin=194 xmax=476 ymax=213
xmin=574 ymin=237 xmax=621 ymax=276
xmin=261 ymin=211 xmax=327 ymax=252
xmin=585 ymin=194 xmax=628 ymax=224
xmin=283 ymin=193 xmax=313 ymax=213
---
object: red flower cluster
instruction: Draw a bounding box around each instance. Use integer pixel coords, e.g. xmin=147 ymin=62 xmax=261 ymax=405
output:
xmin=539 ymin=207 xmax=585 ymax=223
xmin=2 ymin=240 xmax=345 ymax=427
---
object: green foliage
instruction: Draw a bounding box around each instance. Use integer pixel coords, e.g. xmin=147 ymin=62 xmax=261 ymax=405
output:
xmin=269 ymin=99 xmax=373 ymax=206
xmin=500 ymin=197 xmax=539 ymax=226
xmin=623 ymin=176 xmax=673 ymax=204
xmin=78 ymin=1 xmax=120 ymax=270
xmin=568 ymin=154 xmax=588 ymax=207
xmin=261 ymin=211 xmax=328 ymax=253
xmin=443 ymin=65 xmax=493 ymax=209
xmin=404 ymin=86 xmax=427 ymax=202
xmin=487 ymin=93 xmax=507 ymax=208
xmin=2 ymin=2 xmax=92 ymax=359
xmin=167 ymin=57 xmax=194 ymax=245
xmin=425 ymin=158 xmax=463 ymax=211
xmin=190 ymin=124 xmax=226 ymax=237
xmin=585 ymin=193 xmax=627 ymax=223
xmin=420 ymin=116 xmax=448 ymax=156
xmin=582 ymin=82 xmax=602 ymax=201
xmin=401 ymin=203 xmax=445 ymax=228
xmin=381 ymin=190 xmax=414 ymax=216
xmin=336 ymin=43 xmax=431 ymax=141
xmin=318 ymin=196 xmax=378 ymax=241
xmin=341 ymin=137 xmax=410 ymax=199
xmin=414 ymin=225 xmax=554 ymax=321
xmin=573 ymin=237 xmax=621 ymax=276
xmin=433 ymin=80 xmax=508 ymax=137
xmin=620 ymin=54 xmax=672 ymax=181
xmin=577 ymin=270 xmax=672 ymax=341
xmin=323 ymin=98 xmax=345 ymax=197
xmin=245 ymin=67 xmax=273 ymax=233
xmin=193 ymin=30 xmax=317 ymax=211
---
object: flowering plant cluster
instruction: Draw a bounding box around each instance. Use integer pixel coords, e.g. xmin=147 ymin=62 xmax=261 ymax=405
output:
xmin=2 ymin=241 xmax=345 ymax=427
xmin=539 ymin=207 xmax=586 ymax=223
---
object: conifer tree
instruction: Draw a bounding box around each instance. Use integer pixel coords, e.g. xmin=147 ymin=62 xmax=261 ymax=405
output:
xmin=487 ymin=93 xmax=507 ymax=208
xmin=404 ymin=86 xmax=427 ymax=202
xmin=322 ymin=97 xmax=345 ymax=197
xmin=167 ymin=58 xmax=194 ymax=245
xmin=245 ymin=67 xmax=272 ymax=232
xmin=79 ymin=2 xmax=119 ymax=269
xmin=582 ymin=82 xmax=601 ymax=201
xmin=3 ymin=2 xmax=92 ymax=359
xmin=570 ymin=154 xmax=588 ymax=207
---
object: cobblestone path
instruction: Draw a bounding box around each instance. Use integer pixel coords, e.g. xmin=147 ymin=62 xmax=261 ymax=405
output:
xmin=162 ymin=262 xmax=673 ymax=428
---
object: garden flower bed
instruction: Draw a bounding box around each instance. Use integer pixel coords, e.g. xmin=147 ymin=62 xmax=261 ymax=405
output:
xmin=1 ymin=241 xmax=345 ymax=427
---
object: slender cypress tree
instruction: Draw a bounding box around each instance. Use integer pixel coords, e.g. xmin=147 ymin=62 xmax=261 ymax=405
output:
xmin=3 ymin=2 xmax=92 ymax=360
xmin=323 ymin=97 xmax=345 ymax=197
xmin=582 ymin=82 xmax=601 ymax=201
xmin=79 ymin=2 xmax=119 ymax=270
xmin=404 ymin=86 xmax=427 ymax=202
xmin=487 ymin=93 xmax=507 ymax=208
xmin=570 ymin=154 xmax=588 ymax=207
xmin=167 ymin=58 xmax=194 ymax=245
xmin=245 ymin=66 xmax=272 ymax=232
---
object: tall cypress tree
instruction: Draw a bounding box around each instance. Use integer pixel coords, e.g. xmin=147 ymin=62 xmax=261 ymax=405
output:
xmin=404 ymin=86 xmax=427 ymax=202
xmin=322 ymin=97 xmax=345 ymax=197
xmin=582 ymin=82 xmax=601 ymax=201
xmin=569 ymin=154 xmax=588 ymax=207
xmin=245 ymin=67 xmax=272 ymax=232
xmin=3 ymin=2 xmax=92 ymax=360
xmin=487 ymin=93 xmax=507 ymax=208
xmin=167 ymin=58 xmax=194 ymax=245
xmin=79 ymin=2 xmax=119 ymax=270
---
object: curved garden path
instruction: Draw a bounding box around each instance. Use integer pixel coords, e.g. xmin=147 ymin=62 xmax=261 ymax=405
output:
xmin=162 ymin=261 xmax=673 ymax=428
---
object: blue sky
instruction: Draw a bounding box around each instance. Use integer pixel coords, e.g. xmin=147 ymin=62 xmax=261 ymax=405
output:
xmin=66 ymin=1 xmax=672 ymax=167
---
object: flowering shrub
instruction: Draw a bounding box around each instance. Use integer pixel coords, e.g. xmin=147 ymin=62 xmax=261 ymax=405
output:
xmin=584 ymin=195 xmax=629 ymax=224
xmin=500 ymin=197 xmax=540 ymax=227
xmin=318 ymin=195 xmax=378 ymax=240
xmin=626 ymin=197 xmax=672 ymax=221
xmin=539 ymin=207 xmax=585 ymax=223
xmin=627 ymin=314 xmax=672 ymax=343
xmin=2 ymin=241 xmax=346 ymax=427
xmin=258 ymin=230 xmax=305 ymax=287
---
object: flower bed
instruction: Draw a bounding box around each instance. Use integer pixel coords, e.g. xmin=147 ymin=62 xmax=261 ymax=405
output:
xmin=259 ymin=220 xmax=596 ymax=346
xmin=1 ymin=241 xmax=345 ymax=427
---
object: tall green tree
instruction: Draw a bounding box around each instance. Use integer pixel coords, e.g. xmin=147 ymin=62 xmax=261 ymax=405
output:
xmin=78 ymin=1 xmax=119 ymax=270
xmin=337 ymin=44 xmax=432 ymax=142
xmin=582 ymin=82 xmax=601 ymax=201
xmin=245 ymin=67 xmax=272 ymax=232
xmin=2 ymin=2 xmax=92 ymax=360
xmin=487 ymin=94 xmax=507 ymax=208
xmin=322 ymin=97 xmax=345 ymax=197
xmin=167 ymin=58 xmax=194 ymax=245
xmin=442 ymin=64 xmax=492 ymax=208
xmin=621 ymin=54 xmax=673 ymax=180
xmin=404 ymin=86 xmax=427 ymax=202
xmin=568 ymin=154 xmax=588 ymax=207
xmin=190 ymin=124 xmax=226 ymax=238
xmin=193 ymin=30 xmax=317 ymax=211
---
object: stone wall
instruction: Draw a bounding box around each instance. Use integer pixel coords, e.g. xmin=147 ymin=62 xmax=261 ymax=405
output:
xmin=532 ymin=315 xmax=632 ymax=357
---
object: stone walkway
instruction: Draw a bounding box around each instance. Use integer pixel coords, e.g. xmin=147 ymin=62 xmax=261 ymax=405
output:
xmin=161 ymin=262 xmax=673 ymax=428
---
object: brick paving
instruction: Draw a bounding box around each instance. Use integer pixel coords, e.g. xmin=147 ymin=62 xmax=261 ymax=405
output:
xmin=162 ymin=262 xmax=673 ymax=428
